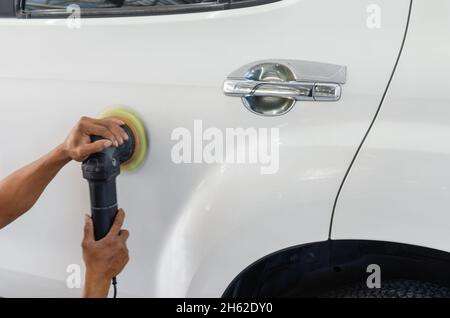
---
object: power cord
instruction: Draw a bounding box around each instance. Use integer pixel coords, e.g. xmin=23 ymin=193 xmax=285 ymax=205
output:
xmin=112 ymin=276 xmax=118 ymax=298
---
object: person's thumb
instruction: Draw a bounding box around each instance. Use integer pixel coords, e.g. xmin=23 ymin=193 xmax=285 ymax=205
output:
xmin=83 ymin=214 xmax=95 ymax=242
xmin=79 ymin=139 xmax=112 ymax=159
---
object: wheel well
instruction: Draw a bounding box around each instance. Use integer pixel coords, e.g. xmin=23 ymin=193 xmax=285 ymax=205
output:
xmin=223 ymin=240 xmax=450 ymax=297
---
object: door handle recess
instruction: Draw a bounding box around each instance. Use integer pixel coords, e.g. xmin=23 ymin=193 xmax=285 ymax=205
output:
xmin=223 ymin=60 xmax=346 ymax=116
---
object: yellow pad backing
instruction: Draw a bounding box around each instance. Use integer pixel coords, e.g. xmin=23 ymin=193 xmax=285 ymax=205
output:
xmin=100 ymin=107 xmax=148 ymax=172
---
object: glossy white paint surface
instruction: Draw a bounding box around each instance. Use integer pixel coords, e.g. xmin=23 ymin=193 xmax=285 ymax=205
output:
xmin=0 ymin=0 xmax=408 ymax=297
xmin=332 ymin=1 xmax=450 ymax=252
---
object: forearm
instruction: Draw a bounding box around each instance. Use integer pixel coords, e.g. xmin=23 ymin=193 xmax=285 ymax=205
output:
xmin=83 ymin=271 xmax=111 ymax=298
xmin=0 ymin=144 xmax=71 ymax=229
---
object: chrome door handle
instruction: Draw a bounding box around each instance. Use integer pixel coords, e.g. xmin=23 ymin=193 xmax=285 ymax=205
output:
xmin=224 ymin=80 xmax=341 ymax=101
xmin=223 ymin=60 xmax=346 ymax=116
xmin=224 ymin=80 xmax=313 ymax=99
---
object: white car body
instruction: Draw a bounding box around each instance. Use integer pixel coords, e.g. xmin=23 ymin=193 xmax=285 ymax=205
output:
xmin=0 ymin=0 xmax=447 ymax=297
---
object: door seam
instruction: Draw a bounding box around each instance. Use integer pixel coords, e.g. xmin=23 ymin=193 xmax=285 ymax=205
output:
xmin=327 ymin=0 xmax=414 ymax=239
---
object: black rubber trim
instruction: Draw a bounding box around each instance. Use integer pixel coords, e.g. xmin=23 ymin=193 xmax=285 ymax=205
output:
xmin=223 ymin=239 xmax=450 ymax=297
xmin=17 ymin=0 xmax=280 ymax=19
xmin=328 ymin=0 xmax=414 ymax=239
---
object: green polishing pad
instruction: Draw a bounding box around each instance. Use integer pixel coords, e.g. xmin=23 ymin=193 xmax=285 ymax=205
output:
xmin=100 ymin=107 xmax=148 ymax=172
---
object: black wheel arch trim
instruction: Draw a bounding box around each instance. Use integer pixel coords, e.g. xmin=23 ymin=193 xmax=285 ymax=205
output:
xmin=223 ymin=239 xmax=450 ymax=297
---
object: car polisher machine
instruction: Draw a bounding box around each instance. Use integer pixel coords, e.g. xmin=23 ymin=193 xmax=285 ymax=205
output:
xmin=81 ymin=107 xmax=148 ymax=297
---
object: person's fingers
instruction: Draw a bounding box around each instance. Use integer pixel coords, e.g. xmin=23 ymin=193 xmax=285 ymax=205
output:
xmin=103 ymin=119 xmax=128 ymax=143
xmin=119 ymin=229 xmax=130 ymax=242
xmin=83 ymin=124 xmax=118 ymax=146
xmin=109 ymin=120 xmax=129 ymax=141
xmin=107 ymin=208 xmax=125 ymax=238
xmin=109 ymin=117 xmax=126 ymax=127
xmin=83 ymin=214 xmax=94 ymax=243
xmin=92 ymin=119 xmax=128 ymax=145
xmin=112 ymin=123 xmax=129 ymax=143
xmin=78 ymin=139 xmax=112 ymax=159
xmin=106 ymin=122 xmax=126 ymax=145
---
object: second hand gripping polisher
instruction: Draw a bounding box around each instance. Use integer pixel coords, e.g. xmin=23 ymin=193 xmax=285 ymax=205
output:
xmin=81 ymin=107 xmax=148 ymax=296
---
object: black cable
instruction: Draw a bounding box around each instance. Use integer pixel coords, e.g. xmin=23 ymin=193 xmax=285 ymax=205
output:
xmin=112 ymin=276 xmax=117 ymax=298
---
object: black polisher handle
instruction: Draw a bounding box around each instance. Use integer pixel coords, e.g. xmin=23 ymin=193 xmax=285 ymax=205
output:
xmin=88 ymin=178 xmax=118 ymax=241
xmin=83 ymin=125 xmax=134 ymax=241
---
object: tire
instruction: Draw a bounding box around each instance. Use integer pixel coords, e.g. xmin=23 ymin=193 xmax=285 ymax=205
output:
xmin=319 ymin=279 xmax=450 ymax=298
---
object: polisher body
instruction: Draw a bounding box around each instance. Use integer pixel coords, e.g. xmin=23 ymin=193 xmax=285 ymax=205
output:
xmin=82 ymin=125 xmax=135 ymax=240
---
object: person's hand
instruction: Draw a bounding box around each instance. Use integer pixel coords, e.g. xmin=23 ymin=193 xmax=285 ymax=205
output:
xmin=82 ymin=209 xmax=130 ymax=298
xmin=61 ymin=116 xmax=129 ymax=162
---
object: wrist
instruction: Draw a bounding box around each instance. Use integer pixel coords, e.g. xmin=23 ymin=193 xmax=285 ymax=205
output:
xmin=52 ymin=144 xmax=72 ymax=166
xmin=83 ymin=270 xmax=111 ymax=298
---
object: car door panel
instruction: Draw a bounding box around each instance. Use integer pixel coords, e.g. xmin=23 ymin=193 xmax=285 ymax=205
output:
xmin=0 ymin=0 xmax=409 ymax=297
xmin=332 ymin=0 xmax=450 ymax=253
